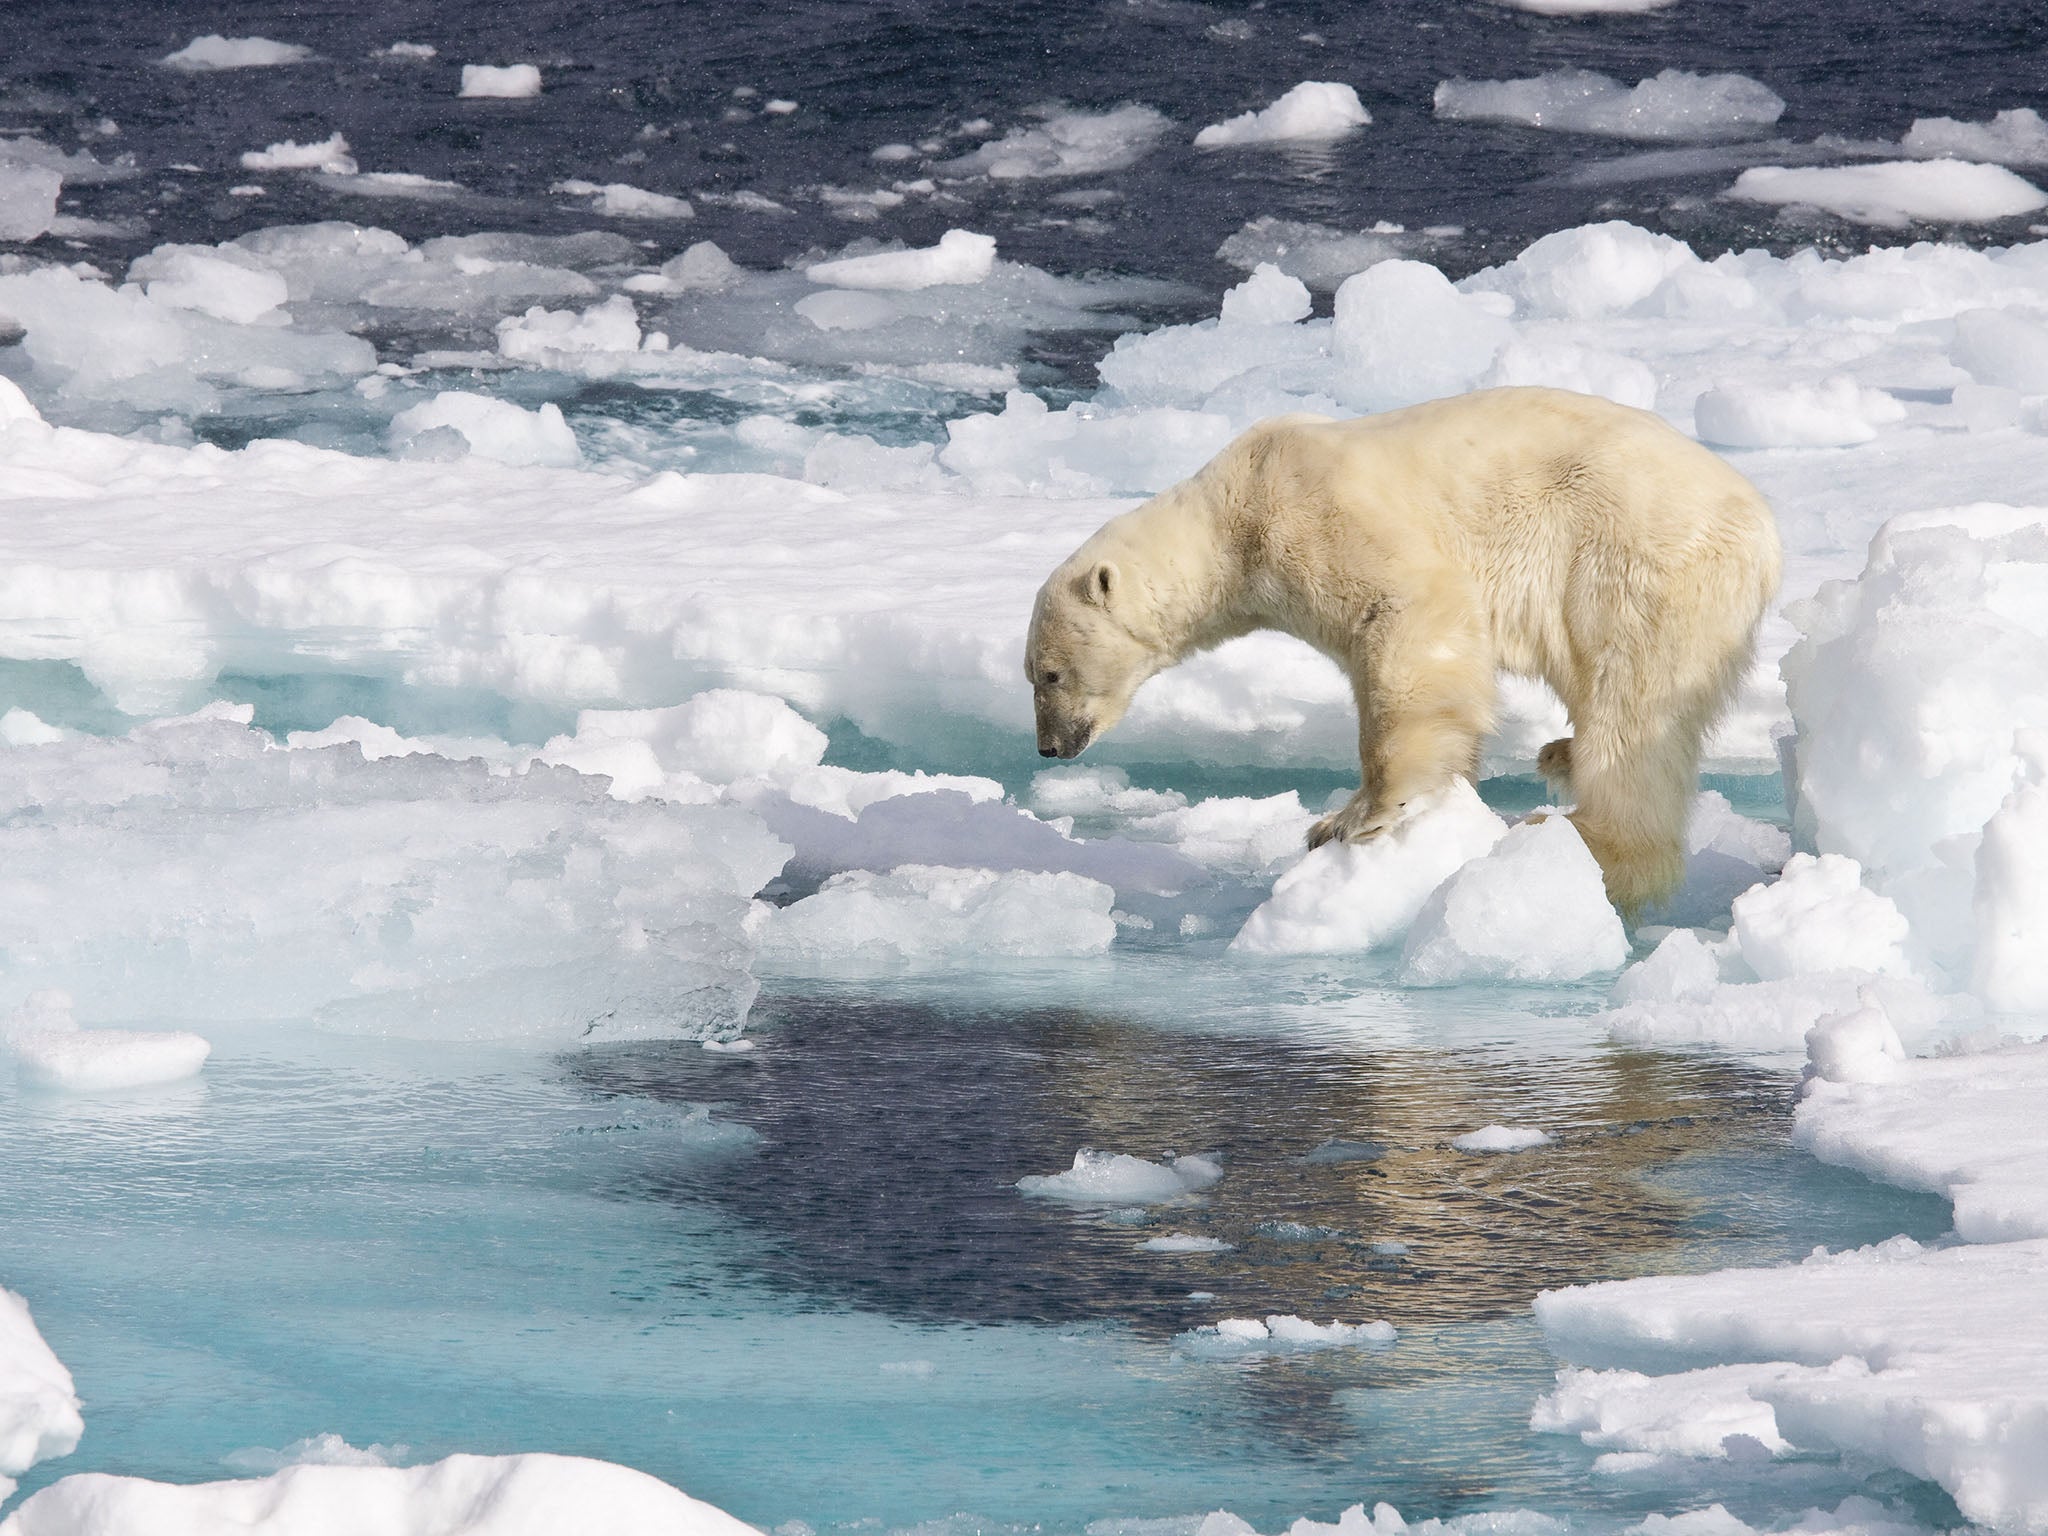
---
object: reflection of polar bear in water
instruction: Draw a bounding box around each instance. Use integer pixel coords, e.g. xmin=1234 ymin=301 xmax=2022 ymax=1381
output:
xmin=1024 ymin=388 xmax=1781 ymax=916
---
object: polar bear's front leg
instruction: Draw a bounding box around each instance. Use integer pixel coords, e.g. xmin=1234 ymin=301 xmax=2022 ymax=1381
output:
xmin=1306 ymin=592 xmax=1495 ymax=849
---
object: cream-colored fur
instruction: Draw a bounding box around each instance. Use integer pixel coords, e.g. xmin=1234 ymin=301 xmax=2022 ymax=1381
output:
xmin=1024 ymin=387 xmax=1782 ymax=916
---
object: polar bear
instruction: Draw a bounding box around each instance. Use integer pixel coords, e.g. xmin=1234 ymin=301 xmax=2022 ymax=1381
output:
xmin=1024 ymin=388 xmax=1781 ymax=915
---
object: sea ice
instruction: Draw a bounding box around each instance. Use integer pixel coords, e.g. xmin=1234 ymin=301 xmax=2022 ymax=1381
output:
xmin=2 ymin=991 xmax=210 ymax=1093
xmin=460 ymin=64 xmax=543 ymax=100
xmin=1216 ymin=217 xmax=1420 ymax=290
xmin=1175 ymin=1314 xmax=1396 ymax=1359
xmin=1451 ymin=1126 xmax=1553 ymax=1153
xmin=1015 ymin=1148 xmax=1223 ymax=1204
xmin=1231 ymin=779 xmax=1506 ymax=955
xmin=1972 ymin=733 xmax=2048 ymax=1012
xmin=1194 ymin=83 xmax=1371 ymax=148
xmin=0 ymin=1453 xmax=757 ymax=1536
xmin=1728 ymin=160 xmax=2048 ymax=226
xmin=387 ymin=391 xmax=581 ymax=467
xmin=1729 ymin=854 xmax=1913 ymax=981
xmin=552 ymin=181 xmax=694 ymax=220
xmin=807 ymin=229 xmax=997 ymax=290
xmin=1491 ymin=0 xmax=1676 ymax=11
xmin=1902 ymin=108 xmax=2048 ymax=167
xmin=1331 ymin=259 xmax=1515 ymax=412
xmin=1434 ymin=70 xmax=1784 ymax=141
xmin=1533 ymin=1361 xmax=1794 ymax=1462
xmin=939 ymin=105 xmax=1169 ymax=179
xmin=753 ymin=864 xmax=1118 ymax=964
xmin=0 ymin=1286 xmax=80 ymax=1505
xmin=161 ymin=35 xmax=312 ymax=71
xmin=1693 ymin=376 xmax=1907 ymax=448
xmin=242 ymin=135 xmax=359 ymax=175
xmin=1140 ymin=1234 xmax=1234 ymax=1253
xmin=0 ymin=166 xmax=61 ymax=243
xmin=1398 ymin=817 xmax=1628 ymax=986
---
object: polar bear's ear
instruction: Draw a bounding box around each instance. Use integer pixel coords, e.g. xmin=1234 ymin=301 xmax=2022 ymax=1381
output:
xmin=1082 ymin=561 xmax=1118 ymax=606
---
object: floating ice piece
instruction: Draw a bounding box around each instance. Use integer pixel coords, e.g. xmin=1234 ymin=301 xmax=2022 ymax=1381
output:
xmin=388 ymin=390 xmax=581 ymax=467
xmin=1903 ymin=107 xmax=2048 ymax=167
xmin=1533 ymin=1361 xmax=1794 ymax=1461
xmin=241 ymin=135 xmax=358 ymax=175
xmin=1398 ymin=817 xmax=1628 ymax=985
xmin=756 ymin=865 xmax=1117 ymax=964
xmin=1016 ymin=1148 xmax=1222 ymax=1204
xmin=552 ymin=180 xmax=693 ymax=220
xmin=1194 ymin=82 xmax=1371 ymax=148
xmin=460 ymin=64 xmax=542 ymax=99
xmin=1028 ymin=765 xmax=1188 ymax=820
xmin=498 ymin=295 xmax=643 ymax=362
xmin=807 ymin=230 xmax=997 ymax=290
xmin=222 ymin=1434 xmax=405 ymax=1473
xmin=1451 ymin=1125 xmax=1553 ymax=1153
xmin=1434 ymin=70 xmax=1783 ymax=142
xmin=1730 ymin=853 xmax=1912 ymax=981
xmin=1140 ymin=1233 xmax=1235 ymax=1253
xmin=1802 ymin=998 xmax=1906 ymax=1087
xmin=1231 ymin=779 xmax=1506 ymax=954
xmin=940 ymin=105 xmax=1170 ymax=179
xmin=0 ymin=165 xmax=60 ymax=243
xmin=0 ymin=1452 xmax=758 ymax=1536
xmin=1693 ymin=376 xmax=1905 ymax=448
xmin=1216 ymin=216 xmax=1418 ymax=290
xmin=0 ymin=1286 xmax=81 ymax=1505
xmin=2 ymin=990 xmax=210 ymax=1093
xmin=1332 ymin=260 xmax=1514 ymax=412
xmin=1729 ymin=159 xmax=2048 ymax=226
xmin=161 ymin=35 xmax=312 ymax=71
xmin=384 ymin=42 xmax=437 ymax=61
xmin=130 ymin=247 xmax=291 ymax=326
xmin=1490 ymin=0 xmax=1676 ymax=12
xmin=1217 ymin=263 xmax=1314 ymax=326
xmin=1536 ymin=1236 xmax=2048 ymax=1533
xmin=1973 ymin=732 xmax=2048 ymax=1012
xmin=1123 ymin=791 xmax=1317 ymax=875
xmin=1175 ymin=1314 xmax=1396 ymax=1359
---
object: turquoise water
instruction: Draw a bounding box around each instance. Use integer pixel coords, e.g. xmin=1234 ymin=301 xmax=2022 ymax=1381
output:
xmin=0 ymin=977 xmax=1952 ymax=1532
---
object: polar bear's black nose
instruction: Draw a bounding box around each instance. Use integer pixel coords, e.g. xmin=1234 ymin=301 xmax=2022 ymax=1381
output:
xmin=1039 ymin=745 xmax=1058 ymax=757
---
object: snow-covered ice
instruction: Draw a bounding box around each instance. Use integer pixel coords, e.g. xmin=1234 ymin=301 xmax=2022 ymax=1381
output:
xmin=459 ymin=65 xmax=543 ymax=100
xmin=807 ymin=229 xmax=997 ymax=290
xmin=1451 ymin=1126 xmax=1553 ymax=1154
xmin=160 ymin=36 xmax=312 ymax=71
xmin=1434 ymin=70 xmax=1784 ymax=141
xmin=939 ymin=106 xmax=1169 ymax=179
xmin=1398 ymin=818 xmax=1628 ymax=986
xmin=1015 ymin=1149 xmax=1223 ymax=1204
xmin=1195 ymin=83 xmax=1371 ymax=148
xmin=1903 ymin=108 xmax=2048 ymax=166
xmin=753 ymin=865 xmax=1117 ymax=965
xmin=2 ymin=991 xmax=210 ymax=1093
xmin=0 ymin=1287 xmax=80 ymax=1505
xmin=1728 ymin=161 xmax=2048 ymax=226
xmin=1175 ymin=1314 xmax=1397 ymax=1359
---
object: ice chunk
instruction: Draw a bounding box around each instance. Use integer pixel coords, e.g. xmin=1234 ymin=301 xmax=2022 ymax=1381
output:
xmin=2 ymin=990 xmax=210 ymax=1093
xmin=564 ymin=692 xmax=828 ymax=790
xmin=130 ymin=248 xmax=291 ymax=326
xmin=1028 ymin=765 xmax=1187 ymax=819
xmin=1016 ymin=1148 xmax=1223 ymax=1203
xmin=1533 ymin=1362 xmax=1794 ymax=1461
xmin=222 ymin=1434 xmax=406 ymax=1473
xmin=1231 ymin=779 xmax=1506 ymax=954
xmin=460 ymin=64 xmax=543 ymax=99
xmin=1730 ymin=854 xmax=1913 ymax=980
xmin=939 ymin=105 xmax=1169 ymax=178
xmin=807 ymin=229 xmax=997 ymax=290
xmin=1973 ymin=733 xmax=2048 ymax=1012
xmin=1802 ymin=998 xmax=1906 ymax=1087
xmin=1124 ymin=792 xmax=1316 ymax=875
xmin=1903 ymin=107 xmax=2048 ymax=166
xmin=1217 ymin=263 xmax=1314 ymax=326
xmin=1331 ymin=260 xmax=1514 ymax=412
xmin=1451 ymin=1125 xmax=1553 ymax=1153
xmin=388 ymin=391 xmax=581 ymax=467
xmin=1951 ymin=307 xmax=2048 ymax=393
xmin=755 ymin=865 xmax=1117 ymax=964
xmin=1693 ymin=376 xmax=1905 ymax=448
xmin=1434 ymin=70 xmax=1784 ymax=141
xmin=1194 ymin=83 xmax=1371 ymax=148
xmin=1484 ymin=340 xmax=1658 ymax=409
xmin=1482 ymin=221 xmax=1699 ymax=319
xmin=0 ymin=165 xmax=61 ymax=243
xmin=1140 ymin=1234 xmax=1234 ymax=1253
xmin=1398 ymin=817 xmax=1628 ymax=985
xmin=552 ymin=180 xmax=694 ymax=220
xmin=1729 ymin=160 xmax=2048 ymax=226
xmin=939 ymin=390 xmax=1233 ymax=496
xmin=1175 ymin=1314 xmax=1396 ymax=1358
xmin=1217 ymin=217 xmax=1418 ymax=290
xmin=241 ymin=135 xmax=358 ymax=175
xmin=3 ymin=1452 xmax=757 ymax=1536
xmin=497 ymin=295 xmax=643 ymax=363
xmin=0 ymin=1285 xmax=81 ymax=1505
xmin=161 ymin=35 xmax=312 ymax=71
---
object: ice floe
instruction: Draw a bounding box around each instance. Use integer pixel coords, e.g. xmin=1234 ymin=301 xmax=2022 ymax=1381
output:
xmin=1195 ymin=83 xmax=1371 ymax=148
xmin=0 ymin=1287 xmax=80 ymax=1505
xmin=1728 ymin=160 xmax=2048 ymax=226
xmin=1175 ymin=1314 xmax=1397 ymax=1359
xmin=1434 ymin=70 xmax=1784 ymax=141
xmin=1016 ymin=1149 xmax=1223 ymax=1204
xmin=459 ymin=64 xmax=543 ymax=100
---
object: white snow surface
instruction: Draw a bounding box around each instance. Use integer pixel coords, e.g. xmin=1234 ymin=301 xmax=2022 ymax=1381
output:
xmin=1728 ymin=160 xmax=2048 ymax=227
xmin=1231 ymin=779 xmax=1506 ymax=955
xmin=1195 ymin=83 xmax=1371 ymax=148
xmin=1434 ymin=70 xmax=1784 ymax=141
xmin=1398 ymin=817 xmax=1628 ymax=985
xmin=1015 ymin=1149 xmax=1223 ymax=1204
xmin=0 ymin=1453 xmax=758 ymax=1536
xmin=0 ymin=1287 xmax=81 ymax=1506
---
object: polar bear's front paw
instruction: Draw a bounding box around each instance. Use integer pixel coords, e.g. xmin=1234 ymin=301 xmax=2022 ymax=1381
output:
xmin=1306 ymin=796 xmax=1395 ymax=850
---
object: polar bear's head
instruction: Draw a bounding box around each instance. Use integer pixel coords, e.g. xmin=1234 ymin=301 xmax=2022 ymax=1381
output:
xmin=1025 ymin=558 xmax=1158 ymax=758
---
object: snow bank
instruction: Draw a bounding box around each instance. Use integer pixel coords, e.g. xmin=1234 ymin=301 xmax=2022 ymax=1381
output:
xmin=1398 ymin=817 xmax=1628 ymax=985
xmin=161 ymin=35 xmax=311 ymax=71
xmin=1016 ymin=1148 xmax=1222 ymax=1204
xmin=753 ymin=865 xmax=1116 ymax=965
xmin=807 ymin=229 xmax=996 ymax=290
xmin=388 ymin=391 xmax=582 ymax=467
xmin=0 ymin=710 xmax=788 ymax=1043
xmin=1175 ymin=1314 xmax=1396 ymax=1359
xmin=1729 ymin=161 xmax=2048 ymax=227
xmin=460 ymin=65 xmax=543 ymax=100
xmin=1694 ymin=376 xmax=1905 ymax=449
xmin=0 ymin=1287 xmax=80 ymax=1505
xmin=940 ymin=106 xmax=1168 ymax=179
xmin=0 ymin=1453 xmax=757 ymax=1536
xmin=1434 ymin=70 xmax=1784 ymax=141
xmin=1194 ymin=83 xmax=1370 ymax=148
xmin=1452 ymin=1126 xmax=1553 ymax=1153
xmin=2 ymin=991 xmax=209 ymax=1092
xmin=1231 ymin=779 xmax=1505 ymax=954
xmin=1903 ymin=108 xmax=2048 ymax=167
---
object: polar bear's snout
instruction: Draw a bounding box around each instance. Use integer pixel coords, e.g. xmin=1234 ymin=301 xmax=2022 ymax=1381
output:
xmin=1034 ymin=696 xmax=1095 ymax=758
